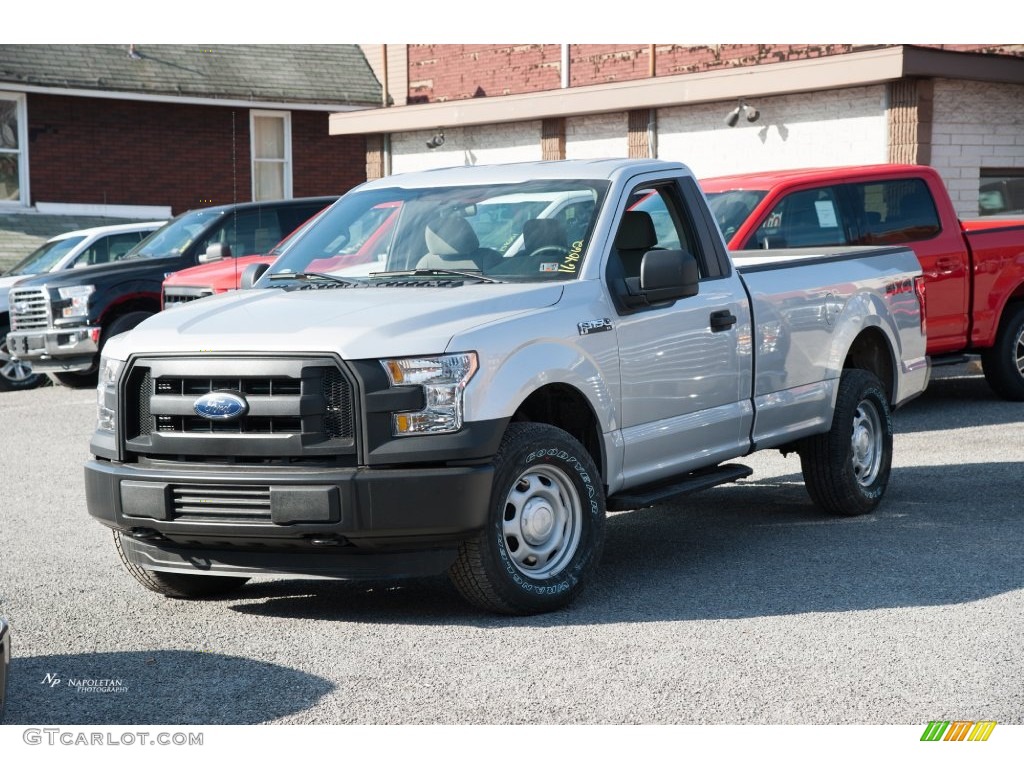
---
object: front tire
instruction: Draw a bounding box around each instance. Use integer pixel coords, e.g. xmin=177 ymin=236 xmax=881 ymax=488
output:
xmin=0 ymin=329 xmax=46 ymax=391
xmin=449 ymin=423 xmax=606 ymax=615
xmin=113 ymin=531 xmax=249 ymax=599
xmin=799 ymin=369 xmax=893 ymax=516
xmin=981 ymin=303 xmax=1024 ymax=401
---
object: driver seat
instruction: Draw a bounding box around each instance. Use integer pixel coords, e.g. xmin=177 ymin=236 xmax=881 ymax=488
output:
xmin=417 ymin=216 xmax=500 ymax=271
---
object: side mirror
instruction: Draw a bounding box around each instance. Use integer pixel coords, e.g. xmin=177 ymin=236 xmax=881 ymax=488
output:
xmin=621 ymin=250 xmax=699 ymax=308
xmin=199 ymin=243 xmax=232 ymax=263
xmin=239 ymin=262 xmax=270 ymax=289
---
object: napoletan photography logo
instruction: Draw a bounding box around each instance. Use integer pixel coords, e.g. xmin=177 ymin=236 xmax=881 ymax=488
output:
xmin=920 ymin=720 xmax=997 ymax=742
xmin=41 ymin=672 xmax=129 ymax=694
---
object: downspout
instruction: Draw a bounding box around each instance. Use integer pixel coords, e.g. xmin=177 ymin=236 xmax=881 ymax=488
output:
xmin=561 ymin=44 xmax=570 ymax=89
xmin=381 ymin=44 xmax=392 ymax=176
xmin=648 ymin=46 xmax=657 ymax=158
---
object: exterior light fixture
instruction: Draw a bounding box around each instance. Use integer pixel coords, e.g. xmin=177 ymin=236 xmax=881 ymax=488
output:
xmin=725 ymin=101 xmax=759 ymax=127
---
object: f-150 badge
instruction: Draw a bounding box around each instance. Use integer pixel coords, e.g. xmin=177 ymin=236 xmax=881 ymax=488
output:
xmin=578 ymin=318 xmax=613 ymax=335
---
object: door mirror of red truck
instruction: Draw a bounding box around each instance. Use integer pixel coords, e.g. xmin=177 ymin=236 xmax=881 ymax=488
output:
xmin=240 ymin=262 xmax=270 ymax=289
xmin=200 ymin=243 xmax=232 ymax=263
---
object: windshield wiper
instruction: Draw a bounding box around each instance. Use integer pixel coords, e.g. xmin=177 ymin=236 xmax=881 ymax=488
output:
xmin=268 ymin=271 xmax=363 ymax=286
xmin=370 ymin=268 xmax=502 ymax=283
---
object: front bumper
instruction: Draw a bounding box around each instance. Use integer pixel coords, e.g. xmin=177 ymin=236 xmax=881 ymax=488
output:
xmin=6 ymin=327 xmax=100 ymax=372
xmin=85 ymin=459 xmax=494 ymax=578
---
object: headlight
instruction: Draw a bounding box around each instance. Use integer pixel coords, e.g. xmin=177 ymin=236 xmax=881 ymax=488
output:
xmin=96 ymin=356 xmax=124 ymax=433
xmin=382 ymin=352 xmax=478 ymax=436
xmin=58 ymin=284 xmax=95 ymax=318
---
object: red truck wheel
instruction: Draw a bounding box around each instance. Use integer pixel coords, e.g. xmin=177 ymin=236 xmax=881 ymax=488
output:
xmin=981 ymin=303 xmax=1024 ymax=401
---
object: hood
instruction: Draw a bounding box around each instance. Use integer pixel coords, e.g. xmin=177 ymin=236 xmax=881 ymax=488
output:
xmin=107 ymin=282 xmax=564 ymax=360
xmin=11 ymin=256 xmax=182 ymax=289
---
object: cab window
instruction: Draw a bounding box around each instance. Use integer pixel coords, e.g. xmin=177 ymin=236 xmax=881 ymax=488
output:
xmin=748 ymin=187 xmax=848 ymax=249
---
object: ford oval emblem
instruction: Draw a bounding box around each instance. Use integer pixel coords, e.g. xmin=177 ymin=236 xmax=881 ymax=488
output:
xmin=193 ymin=391 xmax=249 ymax=421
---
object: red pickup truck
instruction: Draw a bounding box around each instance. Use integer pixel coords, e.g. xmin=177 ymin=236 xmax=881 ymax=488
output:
xmin=701 ymin=164 xmax=1024 ymax=400
xmin=162 ymin=200 xmax=399 ymax=309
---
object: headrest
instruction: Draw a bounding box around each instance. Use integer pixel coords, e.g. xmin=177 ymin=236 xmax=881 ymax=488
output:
xmin=425 ymin=216 xmax=479 ymax=256
xmin=614 ymin=211 xmax=657 ymax=251
xmin=523 ymin=218 xmax=567 ymax=252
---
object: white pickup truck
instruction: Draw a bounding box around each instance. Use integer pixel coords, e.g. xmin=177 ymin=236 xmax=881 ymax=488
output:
xmin=84 ymin=159 xmax=929 ymax=615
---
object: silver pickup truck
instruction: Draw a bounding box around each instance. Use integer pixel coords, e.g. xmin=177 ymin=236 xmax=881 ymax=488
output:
xmin=84 ymin=159 xmax=929 ymax=615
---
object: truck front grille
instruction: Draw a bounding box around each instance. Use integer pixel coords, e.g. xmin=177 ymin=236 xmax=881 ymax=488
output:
xmin=172 ymin=484 xmax=272 ymax=520
xmin=124 ymin=356 xmax=358 ymax=461
xmin=8 ymin=287 xmax=51 ymax=330
xmin=162 ymin=287 xmax=214 ymax=308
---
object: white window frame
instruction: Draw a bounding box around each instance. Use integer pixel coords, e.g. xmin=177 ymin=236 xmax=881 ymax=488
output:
xmin=250 ymin=109 xmax=292 ymax=201
xmin=0 ymin=91 xmax=30 ymax=209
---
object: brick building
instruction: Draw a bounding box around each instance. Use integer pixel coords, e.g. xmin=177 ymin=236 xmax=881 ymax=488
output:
xmin=0 ymin=44 xmax=380 ymax=263
xmin=341 ymin=44 xmax=1024 ymax=218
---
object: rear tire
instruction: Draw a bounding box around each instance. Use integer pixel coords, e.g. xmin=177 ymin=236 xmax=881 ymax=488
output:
xmin=449 ymin=423 xmax=606 ymax=615
xmin=113 ymin=531 xmax=249 ymax=599
xmin=799 ymin=369 xmax=893 ymax=516
xmin=981 ymin=303 xmax=1024 ymax=401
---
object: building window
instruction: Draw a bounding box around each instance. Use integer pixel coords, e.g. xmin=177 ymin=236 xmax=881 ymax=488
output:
xmin=251 ymin=110 xmax=292 ymax=201
xmin=0 ymin=92 xmax=28 ymax=207
xmin=979 ymin=170 xmax=1024 ymax=216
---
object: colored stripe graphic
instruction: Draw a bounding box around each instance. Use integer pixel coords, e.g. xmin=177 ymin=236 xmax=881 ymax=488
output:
xmin=969 ymin=722 xmax=997 ymax=741
xmin=945 ymin=721 xmax=974 ymax=741
xmin=920 ymin=720 xmax=996 ymax=742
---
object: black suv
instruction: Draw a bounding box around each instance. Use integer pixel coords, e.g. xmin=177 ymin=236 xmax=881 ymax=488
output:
xmin=6 ymin=197 xmax=336 ymax=387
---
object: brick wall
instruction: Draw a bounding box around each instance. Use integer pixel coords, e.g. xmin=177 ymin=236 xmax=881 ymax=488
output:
xmin=27 ymin=94 xmax=365 ymax=214
xmin=405 ymin=44 xmax=1024 ymax=104
xmin=929 ymin=80 xmax=1024 ymax=217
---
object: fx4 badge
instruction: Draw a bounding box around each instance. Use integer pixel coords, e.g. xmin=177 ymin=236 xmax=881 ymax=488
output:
xmin=578 ymin=318 xmax=613 ymax=336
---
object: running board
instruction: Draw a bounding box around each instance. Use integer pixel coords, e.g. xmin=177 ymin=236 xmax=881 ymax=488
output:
xmin=606 ymin=463 xmax=753 ymax=511
xmin=930 ymin=353 xmax=972 ymax=367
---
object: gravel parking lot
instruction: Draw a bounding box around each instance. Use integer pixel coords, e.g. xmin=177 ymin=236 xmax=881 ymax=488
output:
xmin=0 ymin=362 xmax=1021 ymax=728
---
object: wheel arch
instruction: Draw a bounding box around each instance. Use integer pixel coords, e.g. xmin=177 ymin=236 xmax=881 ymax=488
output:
xmin=510 ymin=382 xmax=606 ymax=483
xmin=842 ymin=326 xmax=896 ymax=404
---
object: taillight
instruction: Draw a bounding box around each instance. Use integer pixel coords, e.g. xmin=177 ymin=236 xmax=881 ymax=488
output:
xmin=914 ymin=275 xmax=927 ymax=337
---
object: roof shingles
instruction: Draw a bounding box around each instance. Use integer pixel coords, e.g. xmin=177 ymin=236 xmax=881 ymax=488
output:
xmin=0 ymin=44 xmax=381 ymax=106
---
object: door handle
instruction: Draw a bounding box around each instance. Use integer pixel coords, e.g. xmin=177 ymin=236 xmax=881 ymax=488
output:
xmin=710 ymin=310 xmax=737 ymax=332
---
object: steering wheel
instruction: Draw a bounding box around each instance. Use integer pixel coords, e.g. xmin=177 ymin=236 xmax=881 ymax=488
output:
xmin=528 ymin=245 xmax=568 ymax=259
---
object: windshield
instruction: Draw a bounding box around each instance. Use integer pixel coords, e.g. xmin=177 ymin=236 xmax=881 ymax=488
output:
xmin=266 ymin=180 xmax=608 ymax=284
xmin=124 ymin=209 xmax=224 ymax=260
xmin=705 ymin=189 xmax=768 ymax=242
xmin=5 ymin=235 xmax=86 ymax=276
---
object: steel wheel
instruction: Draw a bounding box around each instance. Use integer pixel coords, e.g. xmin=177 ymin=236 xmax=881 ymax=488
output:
xmin=850 ymin=398 xmax=884 ymax=487
xmin=0 ymin=334 xmax=44 ymax=391
xmin=799 ymin=368 xmax=893 ymax=516
xmin=501 ymin=464 xmax=583 ymax=580
xmin=449 ymin=422 xmax=606 ymax=615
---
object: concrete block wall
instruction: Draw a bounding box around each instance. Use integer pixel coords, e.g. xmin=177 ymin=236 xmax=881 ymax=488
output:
xmin=658 ymin=86 xmax=888 ymax=178
xmin=929 ymin=79 xmax=1024 ymax=218
xmin=391 ymin=122 xmax=542 ymax=174
xmin=565 ymin=113 xmax=629 ymax=159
